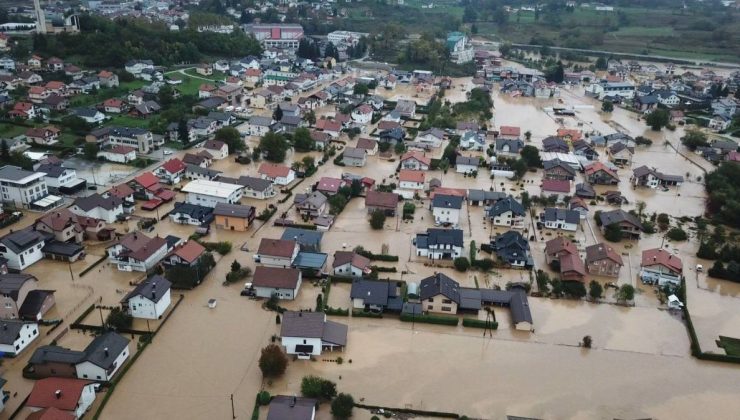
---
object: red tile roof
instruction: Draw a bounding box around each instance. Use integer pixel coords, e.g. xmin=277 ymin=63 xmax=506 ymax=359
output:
xmin=109 ymin=145 xmax=136 ymax=155
xmin=134 ymin=172 xmax=159 ymax=188
xmin=584 ymin=162 xmax=618 ymax=179
xmin=317 ymin=177 xmax=344 ymax=193
xmin=259 ymin=163 xmax=291 ymax=178
xmin=27 ymin=378 xmax=94 ymax=412
xmin=252 ymin=266 xmax=301 ymax=289
xmin=400 ymin=151 xmax=431 ymax=166
xmin=258 ymin=238 xmax=297 ymax=258
xmin=108 ymin=184 xmax=134 ymax=198
xmin=557 ymin=128 xmax=582 ymax=142
xmin=161 ymin=158 xmax=186 ymax=174
xmin=171 ymin=240 xmax=205 ymax=264
xmin=541 ymin=179 xmax=571 ymax=193
xmin=545 ymin=237 xmax=577 ymax=257
xmin=499 ymin=125 xmax=521 ymax=137
xmin=641 ymin=248 xmax=682 ymax=273
xmin=26 ymin=407 xmax=76 ymax=420
xmin=365 ymin=190 xmax=398 ymax=209
xmin=399 ymin=169 xmax=425 ymax=183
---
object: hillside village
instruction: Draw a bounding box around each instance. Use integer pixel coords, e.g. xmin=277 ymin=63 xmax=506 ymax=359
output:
xmin=0 ymin=5 xmax=739 ymax=419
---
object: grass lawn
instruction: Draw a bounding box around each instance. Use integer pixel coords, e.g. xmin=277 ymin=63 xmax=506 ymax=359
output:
xmin=716 ymin=336 xmax=740 ymax=357
xmin=58 ymin=132 xmax=81 ymax=147
xmin=183 ymin=69 xmax=227 ymax=82
xmin=104 ymin=114 xmax=152 ymax=129
xmin=168 ymin=73 xmax=205 ymax=96
xmin=68 ymin=81 xmax=148 ymax=108
xmin=611 ymin=26 xmax=676 ymax=37
xmin=0 ymin=123 xmax=29 ymax=138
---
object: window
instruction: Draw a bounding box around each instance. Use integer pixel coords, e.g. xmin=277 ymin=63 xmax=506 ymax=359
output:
xmin=442 ymin=299 xmax=452 ymax=304
xmin=4 ymin=302 xmax=10 ymax=309
xmin=427 ymin=305 xmax=433 ymax=310
xmin=97 ymin=375 xmax=102 ymax=380
xmin=427 ymin=298 xmax=434 ymax=302
xmin=441 ymin=307 xmax=452 ymax=312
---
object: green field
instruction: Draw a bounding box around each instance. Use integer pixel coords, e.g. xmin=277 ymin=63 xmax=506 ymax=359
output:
xmin=104 ymin=114 xmax=152 ymax=129
xmin=0 ymin=123 xmax=29 ymax=138
xmin=167 ymin=73 xmax=206 ymax=96
xmin=69 ymin=80 xmax=147 ymax=108
xmin=716 ymin=336 xmax=740 ymax=357
xmin=182 ymin=68 xmax=227 ymax=82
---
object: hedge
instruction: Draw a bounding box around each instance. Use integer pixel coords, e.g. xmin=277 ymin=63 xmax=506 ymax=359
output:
xmin=400 ymin=313 xmax=458 ymax=326
xmin=353 ymin=403 xmax=461 ymax=418
xmin=329 ymin=276 xmax=354 ymax=284
xmin=371 ymin=265 xmax=397 ymax=273
xmin=355 ymin=249 xmax=399 ymax=262
xmin=324 ymin=306 xmax=350 ymax=316
xmin=462 ymin=318 xmax=499 ymax=330
xmin=352 ymin=309 xmax=383 ymax=318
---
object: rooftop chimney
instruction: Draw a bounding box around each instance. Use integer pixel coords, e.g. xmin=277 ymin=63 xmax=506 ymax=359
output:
xmin=104 ymin=347 xmax=109 ymax=357
xmin=55 ymin=390 xmax=62 ymax=399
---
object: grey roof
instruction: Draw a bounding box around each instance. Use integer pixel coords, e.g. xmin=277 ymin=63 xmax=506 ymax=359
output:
xmin=458 ymin=287 xmax=482 ymax=310
xmin=35 ymin=163 xmax=68 ymax=178
xmin=73 ymin=193 xmax=123 ymax=212
xmin=0 ymin=273 xmax=36 ymax=300
xmin=542 ymin=136 xmax=569 ymax=152
xmin=419 ymin=273 xmax=460 ymax=303
xmin=41 ymin=240 xmax=84 ymax=258
xmin=575 ymin=183 xmax=596 ymax=198
xmin=109 ymin=126 xmax=149 ymax=137
xmin=421 ymin=228 xmax=463 ymax=247
xmin=0 ymin=320 xmax=34 ymax=345
xmin=249 ymin=115 xmax=273 ymax=127
xmin=0 ymin=228 xmax=45 ymax=253
xmin=599 ymin=209 xmax=644 ymax=230
xmin=19 ymin=290 xmax=55 ymax=320
xmin=237 ymin=175 xmax=273 ymax=192
xmin=343 ymin=147 xmax=366 ymax=160
xmin=495 ymin=138 xmax=524 ymax=153
xmin=267 ymin=396 xmax=317 ymax=420
xmin=292 ymin=251 xmax=328 ymax=270
xmin=295 ymin=191 xmax=327 ymax=208
xmin=543 ymin=159 xmax=576 ymax=175
xmin=432 ymin=194 xmax=463 ymax=210
xmin=350 ymin=279 xmax=399 ymax=307
xmin=30 ymin=345 xmax=85 ymax=365
xmin=467 ymin=189 xmax=507 ymax=202
xmin=171 ymin=202 xmax=214 ymax=223
xmin=83 ymin=332 xmax=130 ymax=369
xmin=281 ymin=228 xmax=323 ymax=248
xmin=542 ymin=207 xmax=580 ymax=224
xmin=487 ymin=196 xmax=525 ymax=217
xmin=213 ymin=202 xmax=255 ymax=218
xmin=493 ymin=231 xmax=530 ymax=262
xmin=71 ymin=107 xmax=101 ymax=118
xmin=456 ymin=155 xmax=479 ymax=166
xmin=280 ymin=311 xmax=348 ymax=346
xmin=0 ymin=165 xmax=38 ymax=181
xmin=186 ymin=164 xmax=221 ymax=178
xmin=122 ymin=275 xmax=172 ymax=304
xmin=280 ymin=115 xmax=303 ymax=126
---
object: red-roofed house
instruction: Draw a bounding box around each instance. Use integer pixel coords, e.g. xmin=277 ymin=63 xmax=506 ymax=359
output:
xmin=332 ymin=251 xmax=372 ymax=277
xmin=365 ymin=191 xmax=399 ymax=216
xmin=584 ymin=162 xmax=619 ymax=185
xmin=103 ymin=98 xmax=125 ymax=114
xmin=544 ymin=237 xmax=578 ymax=265
xmin=9 ymin=102 xmax=37 ymax=119
xmin=26 ymin=378 xmax=97 ymax=419
xmin=164 ymin=240 xmax=206 ymax=268
xmin=252 ymin=266 xmax=302 ymax=299
xmin=315 ymin=118 xmax=342 ymax=138
xmin=640 ymin=248 xmax=682 ymax=286
xmin=498 ymin=125 xmax=521 ymax=139
xmin=559 ymin=253 xmax=587 ymax=282
xmin=98 ymin=70 xmax=119 ymax=88
xmin=316 ymin=177 xmax=345 ymax=196
xmin=258 ymin=163 xmax=295 ymax=185
xmin=106 ymin=232 xmax=169 ymax=272
xmin=399 ymin=170 xmax=425 ymax=190
xmin=25 ymin=126 xmax=60 ymax=145
xmin=97 ymin=145 xmax=137 ymax=164
xmin=400 ymin=151 xmax=431 ymax=171
xmin=351 ymin=104 xmax=373 ymax=124
xmin=156 ymin=159 xmax=186 ymax=184
xmin=541 ymin=179 xmax=571 ymax=201
xmin=557 ymin=128 xmax=582 ymax=143
xmin=256 ymin=238 xmax=299 ymax=268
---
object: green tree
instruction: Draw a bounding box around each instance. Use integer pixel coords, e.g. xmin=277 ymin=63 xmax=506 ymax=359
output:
xmin=353 ymin=83 xmax=369 ymax=96
xmin=601 ymin=100 xmax=614 ymax=112
xmin=469 ymin=240 xmax=477 ymax=262
xmin=272 ymin=106 xmax=283 ymax=122
xmin=301 ymin=375 xmax=337 ymax=400
xmin=178 ymin=118 xmax=190 ymax=144
xmin=106 ymin=307 xmax=133 ymax=330
xmin=328 ymin=193 xmax=349 ymax=215
xmin=231 ymin=260 xmax=241 ymax=272
xmin=604 ymin=223 xmax=623 ymax=242
xmin=657 ymin=213 xmax=670 ymax=231
xmin=259 ymin=132 xmax=289 ymax=162
xmin=292 ymin=127 xmax=314 ymax=152
xmin=535 ymin=269 xmax=550 ymax=293
xmin=595 ymin=56 xmax=608 ymax=70
xmin=304 ymin=110 xmax=316 ymax=126
xmin=588 ymin=280 xmax=603 ymax=300
xmin=83 ymin=143 xmax=98 ymax=161
xmin=370 ymin=210 xmax=386 ymax=229
xmin=645 ymin=109 xmax=669 ymax=131
xmin=331 ymin=393 xmax=355 ymax=419
xmin=680 ymin=129 xmax=709 ymax=151
xmin=349 ymin=179 xmax=362 ymax=197
xmin=617 ymin=284 xmax=635 ymax=302
xmin=454 ymin=257 xmax=470 ymax=272
xmin=214 ymin=126 xmax=244 ymax=153
xmin=666 ymin=227 xmax=688 ymax=241
xmin=0 ymin=139 xmax=9 ymax=161
xmin=258 ymin=344 xmax=288 ymax=378
xmin=520 ymin=145 xmax=542 ymax=168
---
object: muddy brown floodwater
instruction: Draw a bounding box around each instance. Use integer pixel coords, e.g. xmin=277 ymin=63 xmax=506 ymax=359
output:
xmin=89 ymin=72 xmax=740 ymax=420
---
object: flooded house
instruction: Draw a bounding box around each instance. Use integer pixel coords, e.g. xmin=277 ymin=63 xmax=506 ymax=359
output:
xmin=598 ymin=209 xmax=644 ymax=239
xmin=0 ymin=273 xmax=55 ymax=321
xmin=258 ymin=163 xmax=296 ymax=186
xmin=492 ymin=231 xmax=533 ymax=268
xmin=631 ymin=165 xmax=684 ymax=188
xmin=341 ymin=147 xmax=367 ymax=167
xmin=213 ymin=203 xmax=255 ymax=231
xmin=252 ymin=266 xmax=302 ymax=300
xmin=332 ymin=251 xmax=371 ymax=277
xmin=543 ymin=159 xmax=576 ymax=181
xmin=26 ymin=378 xmax=98 ymax=418
xmin=267 ymin=395 xmax=317 ymax=420
xmin=255 ymin=238 xmax=300 ymax=268
xmin=544 ymin=237 xmax=578 ymax=266
xmin=0 ymin=229 xmax=47 ymax=271
xmin=282 ymin=228 xmax=323 ymax=252
xmin=294 ymin=191 xmax=328 ymax=219
xmin=181 ymin=179 xmax=243 ymax=208
xmin=455 ymin=156 xmax=480 ymax=174
xmin=584 ymin=162 xmax=620 ymax=185
xmin=414 ymin=228 xmax=464 ymax=260
xmin=33 ymin=209 xmax=111 ymax=243
xmin=169 ymin=202 xmax=214 ymax=226
xmin=0 ymin=319 xmax=39 ymax=356
xmin=219 ymin=176 xmax=276 ymax=200
xmin=487 ymin=196 xmax=525 ymax=228
xmin=640 ymin=248 xmax=683 ymax=287
xmin=540 ymin=208 xmax=581 ymax=232
xmin=467 ymin=189 xmax=506 ymax=207
xmin=400 ymin=151 xmax=432 ymax=171
xmin=69 ymin=193 xmax=124 ymax=224
xmin=540 ymin=179 xmax=571 ymax=202
xmin=364 ymin=191 xmax=399 ymax=216
xmin=559 ymin=253 xmax=588 ymax=283
xmin=121 ymin=275 xmax=172 ymax=319
xmin=280 ymin=311 xmax=347 ymax=358
xmin=106 ymin=232 xmax=168 ymax=272
xmin=585 ymin=243 xmax=623 ymax=277
xmin=431 ymin=194 xmax=463 ymax=226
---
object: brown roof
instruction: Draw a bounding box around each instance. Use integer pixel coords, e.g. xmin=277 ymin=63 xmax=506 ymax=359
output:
xmin=317 ymin=177 xmax=344 ymax=193
xmin=559 ymin=253 xmax=587 ymax=280
xmin=26 ymin=378 xmax=94 ymax=412
xmin=584 ymin=162 xmax=618 ymax=179
xmin=258 ymin=238 xmax=297 ymax=258
xmin=35 ymin=208 xmax=101 ymax=233
xmin=108 ymin=184 xmax=134 ymax=198
xmin=365 ymin=191 xmax=399 ymax=209
xmin=544 ymin=237 xmax=577 ymax=257
xmin=259 ymin=163 xmax=291 ymax=178
xmin=332 ymin=251 xmax=371 ymax=270
xmin=641 ymin=248 xmax=682 ymax=273
xmin=377 ymin=121 xmax=401 ymax=130
xmin=26 ymin=407 xmax=76 ymax=420
xmin=541 ymin=179 xmax=571 ymax=193
xmin=585 ymin=243 xmax=623 ymax=265
xmin=499 ymin=125 xmax=521 ymax=137
xmin=252 ymin=266 xmax=301 ymax=289
xmin=401 ymin=151 xmax=432 ymax=166
xmin=356 ymin=137 xmax=377 ymax=150
xmin=170 ymin=240 xmax=205 ymax=264
xmin=128 ymin=236 xmax=167 ymax=262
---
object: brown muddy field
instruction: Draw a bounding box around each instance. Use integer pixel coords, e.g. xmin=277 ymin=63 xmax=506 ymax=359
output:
xmin=2 ymin=68 xmax=738 ymax=419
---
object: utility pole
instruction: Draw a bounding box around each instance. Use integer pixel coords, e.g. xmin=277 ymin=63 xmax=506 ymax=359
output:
xmin=230 ymin=394 xmax=236 ymax=419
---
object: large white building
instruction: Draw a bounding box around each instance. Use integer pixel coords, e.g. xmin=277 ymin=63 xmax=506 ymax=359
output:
xmin=182 ymin=179 xmax=243 ymax=208
xmin=0 ymin=320 xmax=39 ymax=356
xmin=106 ymin=127 xmax=154 ymax=154
xmin=0 ymin=165 xmax=62 ymax=210
xmin=243 ymin=24 xmax=304 ymax=51
xmin=446 ymin=32 xmax=474 ymax=64
xmin=327 ymin=30 xmax=368 ymax=47
xmin=74 ymin=333 xmax=130 ymax=382
xmin=0 ymin=229 xmax=46 ymax=271
xmin=280 ymin=311 xmax=347 ymax=358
